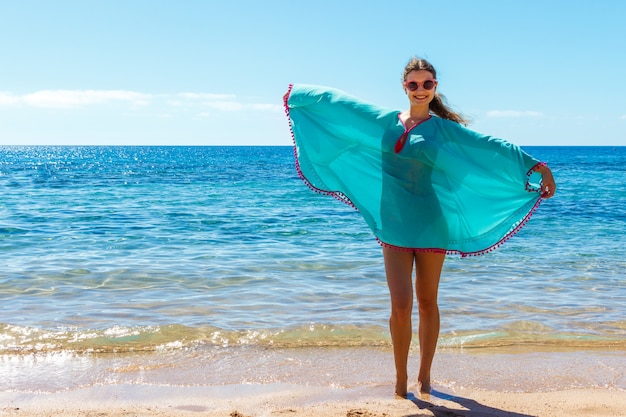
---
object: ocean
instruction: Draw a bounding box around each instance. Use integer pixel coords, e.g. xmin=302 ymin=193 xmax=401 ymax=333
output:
xmin=1 ymin=145 xmax=625 ymax=393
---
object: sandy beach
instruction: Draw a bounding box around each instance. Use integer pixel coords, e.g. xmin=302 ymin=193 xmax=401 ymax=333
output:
xmin=2 ymin=384 xmax=625 ymax=417
xmin=2 ymin=347 xmax=624 ymax=417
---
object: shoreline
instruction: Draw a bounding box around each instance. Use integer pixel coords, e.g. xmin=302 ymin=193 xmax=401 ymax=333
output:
xmin=2 ymin=347 xmax=625 ymax=416
xmin=4 ymin=346 xmax=625 ymax=392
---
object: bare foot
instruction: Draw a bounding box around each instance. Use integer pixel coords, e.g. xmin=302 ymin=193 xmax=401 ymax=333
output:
xmin=417 ymin=378 xmax=431 ymax=394
xmin=394 ymin=376 xmax=408 ymax=398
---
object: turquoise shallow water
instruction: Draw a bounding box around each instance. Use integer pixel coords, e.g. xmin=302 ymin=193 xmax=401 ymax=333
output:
xmin=0 ymin=146 xmax=625 ymax=355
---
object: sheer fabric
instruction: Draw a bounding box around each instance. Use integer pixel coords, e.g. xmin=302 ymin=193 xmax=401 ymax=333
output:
xmin=284 ymin=84 xmax=544 ymax=256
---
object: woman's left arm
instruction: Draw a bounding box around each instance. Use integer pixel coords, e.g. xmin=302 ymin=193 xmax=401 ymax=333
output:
xmin=441 ymin=120 xmax=558 ymax=199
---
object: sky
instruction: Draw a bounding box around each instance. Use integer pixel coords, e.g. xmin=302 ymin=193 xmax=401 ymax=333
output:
xmin=0 ymin=0 xmax=624 ymax=146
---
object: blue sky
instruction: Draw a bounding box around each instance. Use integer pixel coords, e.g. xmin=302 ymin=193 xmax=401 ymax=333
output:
xmin=0 ymin=0 xmax=624 ymax=146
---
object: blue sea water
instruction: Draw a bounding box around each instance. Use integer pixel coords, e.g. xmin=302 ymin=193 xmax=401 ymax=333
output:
xmin=0 ymin=145 xmax=625 ymax=358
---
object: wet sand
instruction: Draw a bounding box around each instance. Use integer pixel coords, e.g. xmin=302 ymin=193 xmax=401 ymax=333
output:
xmin=2 ymin=347 xmax=625 ymax=416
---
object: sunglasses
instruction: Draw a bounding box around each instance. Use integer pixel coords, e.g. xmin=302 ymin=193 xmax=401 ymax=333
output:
xmin=405 ymin=79 xmax=437 ymax=91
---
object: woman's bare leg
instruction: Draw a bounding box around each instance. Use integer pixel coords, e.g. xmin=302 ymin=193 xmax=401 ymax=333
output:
xmin=414 ymin=251 xmax=445 ymax=393
xmin=383 ymin=246 xmax=415 ymax=398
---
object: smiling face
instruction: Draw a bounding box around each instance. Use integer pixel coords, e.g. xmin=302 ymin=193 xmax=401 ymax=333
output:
xmin=403 ymin=70 xmax=437 ymax=107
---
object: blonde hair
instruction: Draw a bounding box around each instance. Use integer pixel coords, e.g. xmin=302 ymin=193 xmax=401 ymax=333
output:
xmin=403 ymin=57 xmax=469 ymax=125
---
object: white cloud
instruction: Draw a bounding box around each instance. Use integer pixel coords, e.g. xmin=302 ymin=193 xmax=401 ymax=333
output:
xmin=199 ymin=101 xmax=283 ymax=113
xmin=180 ymin=92 xmax=280 ymax=113
xmin=202 ymin=101 xmax=244 ymax=111
xmin=0 ymin=92 xmax=20 ymax=106
xmin=22 ymin=90 xmax=151 ymax=108
xmin=486 ymin=110 xmax=543 ymax=118
xmin=620 ymin=114 xmax=626 ymax=120
xmin=179 ymin=92 xmax=236 ymax=100
xmin=0 ymin=89 xmax=280 ymax=113
xmin=250 ymin=103 xmax=283 ymax=113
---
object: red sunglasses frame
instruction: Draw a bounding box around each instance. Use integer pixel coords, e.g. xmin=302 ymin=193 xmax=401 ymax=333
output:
xmin=405 ymin=79 xmax=438 ymax=91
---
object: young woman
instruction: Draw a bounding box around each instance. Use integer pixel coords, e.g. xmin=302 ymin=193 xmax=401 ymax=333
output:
xmin=284 ymin=57 xmax=556 ymax=398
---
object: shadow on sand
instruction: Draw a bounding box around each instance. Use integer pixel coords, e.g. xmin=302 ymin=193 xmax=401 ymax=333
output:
xmin=404 ymin=389 xmax=536 ymax=417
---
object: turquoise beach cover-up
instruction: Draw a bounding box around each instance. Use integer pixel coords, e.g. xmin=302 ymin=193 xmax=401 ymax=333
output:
xmin=284 ymin=84 xmax=546 ymax=257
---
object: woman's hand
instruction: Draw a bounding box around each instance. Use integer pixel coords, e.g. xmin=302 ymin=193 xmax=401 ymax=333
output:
xmin=535 ymin=164 xmax=556 ymax=199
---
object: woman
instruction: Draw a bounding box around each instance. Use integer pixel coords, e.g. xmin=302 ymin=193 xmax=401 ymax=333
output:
xmin=284 ymin=58 xmax=556 ymax=397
